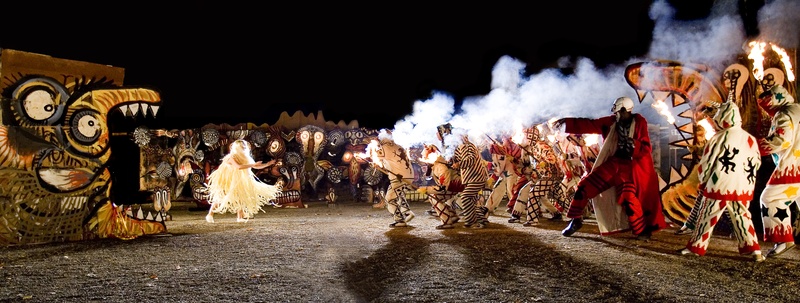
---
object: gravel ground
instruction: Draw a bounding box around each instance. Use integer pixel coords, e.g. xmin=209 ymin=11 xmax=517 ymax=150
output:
xmin=2 ymin=199 xmax=800 ymax=303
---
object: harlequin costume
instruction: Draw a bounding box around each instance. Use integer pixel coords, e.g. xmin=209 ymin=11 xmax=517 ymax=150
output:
xmin=680 ymin=102 xmax=763 ymax=261
xmin=519 ymin=138 xmax=569 ymax=226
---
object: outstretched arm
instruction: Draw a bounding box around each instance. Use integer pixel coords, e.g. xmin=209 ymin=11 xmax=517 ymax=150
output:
xmin=252 ymin=159 xmax=277 ymax=170
xmin=226 ymin=157 xmax=258 ymax=170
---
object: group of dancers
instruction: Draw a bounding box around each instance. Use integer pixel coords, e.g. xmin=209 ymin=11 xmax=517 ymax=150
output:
xmin=202 ymin=85 xmax=797 ymax=263
xmin=368 ymin=86 xmax=796 ymax=262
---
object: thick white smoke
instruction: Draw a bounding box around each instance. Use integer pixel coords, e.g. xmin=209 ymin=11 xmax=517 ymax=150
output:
xmin=757 ymin=0 xmax=800 ymax=48
xmin=390 ymin=0 xmax=799 ymax=159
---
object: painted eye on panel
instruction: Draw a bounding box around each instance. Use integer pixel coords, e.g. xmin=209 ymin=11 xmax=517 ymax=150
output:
xmin=70 ymin=110 xmax=102 ymax=143
xmin=22 ymin=89 xmax=57 ymax=121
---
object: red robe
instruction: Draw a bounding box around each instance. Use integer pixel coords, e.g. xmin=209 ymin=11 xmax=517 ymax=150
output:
xmin=564 ymin=114 xmax=669 ymax=234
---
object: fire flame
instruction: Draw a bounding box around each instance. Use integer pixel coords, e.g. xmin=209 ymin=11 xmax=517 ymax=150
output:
xmin=771 ymin=44 xmax=795 ymax=82
xmin=747 ymin=41 xmax=795 ymax=82
xmin=696 ymin=119 xmax=715 ymax=140
xmin=511 ymin=124 xmax=526 ymax=145
xmin=354 ymin=139 xmax=380 ymax=166
xmin=584 ymin=134 xmax=600 ymax=146
xmin=651 ymin=99 xmax=676 ymax=124
xmin=748 ymin=41 xmax=767 ymax=81
xmin=418 ymin=150 xmax=440 ymax=164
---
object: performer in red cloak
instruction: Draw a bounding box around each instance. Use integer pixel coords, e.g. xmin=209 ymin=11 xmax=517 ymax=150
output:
xmin=552 ymin=96 xmax=669 ymax=239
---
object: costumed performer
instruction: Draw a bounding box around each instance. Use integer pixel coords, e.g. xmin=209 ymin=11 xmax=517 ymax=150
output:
xmin=678 ymin=101 xmax=763 ymax=262
xmin=552 ymin=96 xmax=669 ymax=239
xmin=205 ymin=139 xmax=280 ymax=223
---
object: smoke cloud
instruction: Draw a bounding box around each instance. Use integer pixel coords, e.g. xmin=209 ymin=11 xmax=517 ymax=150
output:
xmin=389 ymin=0 xmax=799 ymax=159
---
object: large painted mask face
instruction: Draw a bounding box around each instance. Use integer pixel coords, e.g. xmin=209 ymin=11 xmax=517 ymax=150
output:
xmin=296 ymin=125 xmax=326 ymax=160
xmin=265 ymin=126 xmax=290 ymax=160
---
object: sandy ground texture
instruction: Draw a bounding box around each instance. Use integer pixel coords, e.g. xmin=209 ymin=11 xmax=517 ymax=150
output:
xmin=2 ymin=199 xmax=800 ymax=303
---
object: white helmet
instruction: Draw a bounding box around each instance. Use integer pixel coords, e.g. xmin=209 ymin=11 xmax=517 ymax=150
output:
xmin=612 ymin=96 xmax=634 ymax=113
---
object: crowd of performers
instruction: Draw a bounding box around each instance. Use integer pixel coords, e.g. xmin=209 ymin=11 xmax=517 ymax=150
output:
xmin=197 ymin=85 xmax=796 ymax=263
xmin=351 ymin=84 xmax=796 ymax=263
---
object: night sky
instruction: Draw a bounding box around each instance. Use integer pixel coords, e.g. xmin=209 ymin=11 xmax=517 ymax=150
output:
xmin=0 ymin=0 xmax=753 ymax=131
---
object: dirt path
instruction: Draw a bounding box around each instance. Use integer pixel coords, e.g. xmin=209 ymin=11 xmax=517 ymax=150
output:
xmin=2 ymin=200 xmax=799 ymax=302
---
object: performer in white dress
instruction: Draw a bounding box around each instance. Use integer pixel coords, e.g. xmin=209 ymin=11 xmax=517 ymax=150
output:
xmin=205 ymin=139 xmax=281 ymax=223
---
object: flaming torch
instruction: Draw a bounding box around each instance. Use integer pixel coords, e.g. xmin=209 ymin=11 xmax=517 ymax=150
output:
xmin=651 ymin=99 xmax=691 ymax=145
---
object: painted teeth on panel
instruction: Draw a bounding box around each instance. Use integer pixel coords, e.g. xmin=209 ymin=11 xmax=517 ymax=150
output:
xmin=129 ymin=103 xmax=140 ymax=116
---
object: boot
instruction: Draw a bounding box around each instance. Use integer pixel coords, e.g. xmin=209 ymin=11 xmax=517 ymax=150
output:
xmin=561 ymin=218 xmax=583 ymax=237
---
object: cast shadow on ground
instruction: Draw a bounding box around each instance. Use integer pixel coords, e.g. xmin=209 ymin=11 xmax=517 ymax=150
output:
xmin=338 ymin=223 xmax=665 ymax=302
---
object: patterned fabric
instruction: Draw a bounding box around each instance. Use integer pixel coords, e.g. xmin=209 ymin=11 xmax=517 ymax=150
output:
xmin=452 ymin=137 xmax=489 ymax=225
xmin=453 ymin=139 xmax=489 ymax=184
xmin=421 ymin=147 xmax=461 ymax=226
xmin=685 ymin=102 xmax=762 ymax=256
xmin=757 ymin=85 xmax=800 ymax=243
xmin=374 ymin=137 xmax=415 ymax=223
xmin=486 ymin=139 xmax=525 ymax=212
xmin=615 ymin=121 xmax=634 ymax=159
xmin=516 ymin=139 xmax=568 ymax=224
xmin=758 ymin=85 xmax=800 ymax=184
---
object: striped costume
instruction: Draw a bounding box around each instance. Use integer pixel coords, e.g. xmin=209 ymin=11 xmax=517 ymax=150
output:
xmin=452 ymin=136 xmax=490 ymax=228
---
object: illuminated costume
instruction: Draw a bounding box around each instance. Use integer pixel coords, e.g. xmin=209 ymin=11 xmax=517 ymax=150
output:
xmin=450 ymin=134 xmax=490 ymax=228
xmin=420 ymin=145 xmax=461 ymax=229
xmin=757 ymin=85 xmax=800 ymax=257
xmin=508 ymin=126 xmax=565 ymax=224
xmin=485 ymin=138 xmax=525 ymax=217
xmin=557 ymin=97 xmax=668 ymax=238
xmin=674 ymin=124 xmax=709 ymax=235
xmin=368 ymin=131 xmax=416 ymax=227
xmin=205 ymin=140 xmax=281 ymax=223
xmin=679 ymin=102 xmax=763 ymax=261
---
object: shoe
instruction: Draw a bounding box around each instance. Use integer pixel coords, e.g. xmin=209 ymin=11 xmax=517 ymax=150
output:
xmin=389 ymin=221 xmax=407 ymax=228
xmin=751 ymin=251 xmax=766 ymax=262
xmin=404 ymin=212 xmax=415 ymax=223
xmin=678 ymin=248 xmax=699 ymax=256
xmin=508 ymin=215 xmax=520 ymax=223
xmin=468 ymin=222 xmax=485 ymax=229
xmin=436 ymin=224 xmax=454 ymax=230
xmin=549 ymin=212 xmax=563 ymax=221
xmin=561 ymin=218 xmax=583 ymax=237
xmin=236 ymin=218 xmax=248 ymax=223
xmin=447 ymin=216 xmax=460 ymax=225
xmin=636 ymin=232 xmax=651 ymax=241
xmin=426 ymin=209 xmax=437 ymax=216
xmin=205 ymin=214 xmax=214 ymax=223
xmin=674 ymin=226 xmax=692 ymax=235
xmin=522 ymin=220 xmax=539 ymax=227
xmin=766 ymin=242 xmax=796 ymax=257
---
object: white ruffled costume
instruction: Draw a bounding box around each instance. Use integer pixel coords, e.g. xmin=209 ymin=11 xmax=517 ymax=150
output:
xmin=206 ymin=141 xmax=281 ymax=219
